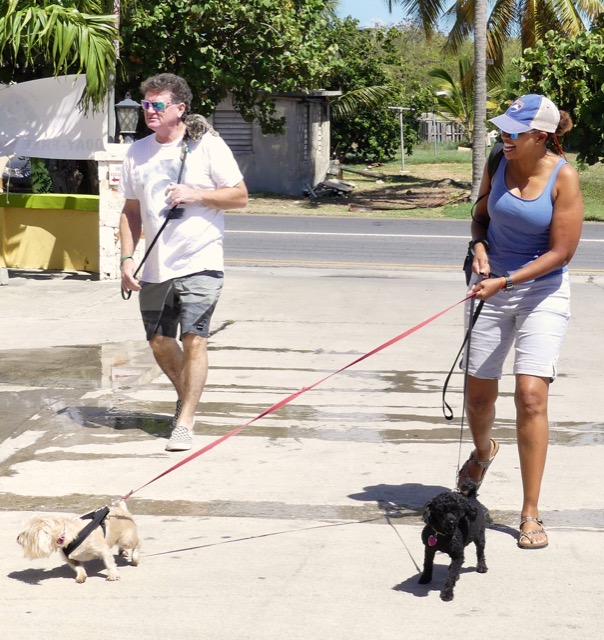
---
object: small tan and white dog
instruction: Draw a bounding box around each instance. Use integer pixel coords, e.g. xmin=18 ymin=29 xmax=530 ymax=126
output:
xmin=16 ymin=500 xmax=141 ymax=583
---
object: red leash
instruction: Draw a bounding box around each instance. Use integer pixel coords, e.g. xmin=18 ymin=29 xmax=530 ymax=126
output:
xmin=122 ymin=294 xmax=474 ymax=500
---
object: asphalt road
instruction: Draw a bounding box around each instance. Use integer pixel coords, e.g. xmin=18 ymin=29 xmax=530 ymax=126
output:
xmin=224 ymin=215 xmax=604 ymax=272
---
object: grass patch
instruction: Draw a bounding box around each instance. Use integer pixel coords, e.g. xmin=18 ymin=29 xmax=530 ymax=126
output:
xmin=575 ymin=159 xmax=604 ymax=221
xmin=241 ymin=143 xmax=603 ymax=221
xmin=393 ymin=141 xmax=475 ymax=165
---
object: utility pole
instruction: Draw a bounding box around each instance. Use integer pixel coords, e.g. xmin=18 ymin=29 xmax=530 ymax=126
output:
xmin=388 ymin=106 xmax=412 ymax=173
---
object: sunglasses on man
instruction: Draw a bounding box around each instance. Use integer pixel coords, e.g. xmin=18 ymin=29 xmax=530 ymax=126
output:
xmin=140 ymin=100 xmax=177 ymax=112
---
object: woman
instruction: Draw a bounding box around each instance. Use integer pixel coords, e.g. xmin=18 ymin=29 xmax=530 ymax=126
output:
xmin=457 ymin=94 xmax=584 ymax=549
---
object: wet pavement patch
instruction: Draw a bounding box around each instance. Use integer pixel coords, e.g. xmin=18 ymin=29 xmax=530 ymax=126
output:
xmin=1 ymin=342 xmax=603 ymax=530
xmin=0 ymin=346 xmax=105 ymax=388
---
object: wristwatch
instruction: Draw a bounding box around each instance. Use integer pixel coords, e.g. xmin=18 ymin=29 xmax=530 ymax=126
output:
xmin=503 ymin=275 xmax=515 ymax=291
xmin=469 ymin=238 xmax=490 ymax=255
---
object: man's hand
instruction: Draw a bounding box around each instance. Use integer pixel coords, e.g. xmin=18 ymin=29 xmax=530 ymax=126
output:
xmin=165 ymin=180 xmax=248 ymax=210
xmin=121 ymin=258 xmax=141 ymax=293
xmin=165 ymin=183 xmax=198 ymax=206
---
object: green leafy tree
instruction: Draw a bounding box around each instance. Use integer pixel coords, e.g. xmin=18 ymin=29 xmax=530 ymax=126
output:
xmin=515 ymin=19 xmax=604 ymax=165
xmin=118 ymin=0 xmax=337 ymax=134
xmin=324 ymin=18 xmax=436 ymax=162
xmin=387 ymin=20 xmax=473 ymax=86
xmin=0 ymin=0 xmax=119 ymax=109
xmin=329 ymin=85 xmax=434 ymax=163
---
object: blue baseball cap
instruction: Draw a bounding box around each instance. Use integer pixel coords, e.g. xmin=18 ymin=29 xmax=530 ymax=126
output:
xmin=489 ymin=94 xmax=560 ymax=134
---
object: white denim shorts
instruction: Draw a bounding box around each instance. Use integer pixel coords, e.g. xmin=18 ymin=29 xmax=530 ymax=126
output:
xmin=465 ymin=272 xmax=571 ymax=380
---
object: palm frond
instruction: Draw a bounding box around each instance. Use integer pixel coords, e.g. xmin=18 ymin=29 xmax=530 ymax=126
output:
xmin=0 ymin=2 xmax=118 ymax=109
xmin=331 ymin=85 xmax=397 ymax=119
xmin=384 ymin=0 xmax=445 ymax=37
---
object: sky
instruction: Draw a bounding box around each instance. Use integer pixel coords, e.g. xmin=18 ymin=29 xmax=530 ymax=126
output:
xmin=335 ymin=0 xmax=408 ymax=28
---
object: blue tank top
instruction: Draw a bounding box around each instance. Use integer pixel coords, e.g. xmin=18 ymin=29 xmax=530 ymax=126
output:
xmin=487 ymin=156 xmax=567 ymax=280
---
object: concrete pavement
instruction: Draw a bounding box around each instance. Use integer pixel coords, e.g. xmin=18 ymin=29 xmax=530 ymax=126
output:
xmin=0 ymin=266 xmax=603 ymax=639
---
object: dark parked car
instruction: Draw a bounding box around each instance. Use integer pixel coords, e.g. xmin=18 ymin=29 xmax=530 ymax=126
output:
xmin=2 ymin=156 xmax=32 ymax=193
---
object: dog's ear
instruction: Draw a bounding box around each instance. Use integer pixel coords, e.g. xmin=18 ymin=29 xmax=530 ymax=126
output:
xmin=422 ymin=500 xmax=433 ymax=525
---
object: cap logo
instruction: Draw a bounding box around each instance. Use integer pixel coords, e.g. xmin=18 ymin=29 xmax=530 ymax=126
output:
xmin=509 ymin=100 xmax=525 ymax=113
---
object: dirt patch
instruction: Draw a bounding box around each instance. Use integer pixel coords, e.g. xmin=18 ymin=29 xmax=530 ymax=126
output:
xmin=232 ymin=163 xmax=472 ymax=218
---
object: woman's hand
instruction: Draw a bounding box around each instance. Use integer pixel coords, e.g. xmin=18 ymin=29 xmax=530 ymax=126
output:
xmin=470 ymin=276 xmax=504 ymax=300
xmin=472 ymin=249 xmax=491 ymax=279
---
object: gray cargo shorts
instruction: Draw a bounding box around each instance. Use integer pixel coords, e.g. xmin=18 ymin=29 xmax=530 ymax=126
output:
xmin=139 ymin=270 xmax=224 ymax=341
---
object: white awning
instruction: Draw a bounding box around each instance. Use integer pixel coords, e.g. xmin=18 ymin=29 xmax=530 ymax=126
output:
xmin=0 ymin=75 xmax=108 ymax=160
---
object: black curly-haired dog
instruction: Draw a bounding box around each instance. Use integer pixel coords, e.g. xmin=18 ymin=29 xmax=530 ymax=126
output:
xmin=418 ymin=482 xmax=487 ymax=601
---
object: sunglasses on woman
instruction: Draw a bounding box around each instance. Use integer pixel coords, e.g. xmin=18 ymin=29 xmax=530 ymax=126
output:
xmin=499 ymin=129 xmax=535 ymax=140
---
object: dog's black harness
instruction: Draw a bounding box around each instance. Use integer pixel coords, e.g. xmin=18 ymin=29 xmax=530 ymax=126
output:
xmin=62 ymin=506 xmax=110 ymax=558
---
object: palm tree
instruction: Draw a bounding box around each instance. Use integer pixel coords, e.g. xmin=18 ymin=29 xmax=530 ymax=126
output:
xmin=429 ymin=55 xmax=500 ymax=142
xmin=445 ymin=0 xmax=603 ymax=69
xmin=384 ymin=0 xmax=603 ymax=197
xmin=385 ymin=0 xmax=602 ymax=74
xmin=472 ymin=0 xmax=488 ymax=201
xmin=0 ymin=0 xmax=119 ymax=109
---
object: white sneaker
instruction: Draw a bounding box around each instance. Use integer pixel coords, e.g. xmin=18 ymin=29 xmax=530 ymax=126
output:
xmin=165 ymin=426 xmax=193 ymax=452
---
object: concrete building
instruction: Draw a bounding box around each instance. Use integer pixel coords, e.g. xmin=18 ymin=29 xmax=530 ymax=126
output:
xmin=214 ymin=91 xmax=340 ymax=196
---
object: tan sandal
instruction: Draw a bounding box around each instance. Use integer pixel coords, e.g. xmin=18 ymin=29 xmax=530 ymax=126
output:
xmin=518 ymin=516 xmax=548 ymax=550
xmin=457 ymin=438 xmax=499 ymax=495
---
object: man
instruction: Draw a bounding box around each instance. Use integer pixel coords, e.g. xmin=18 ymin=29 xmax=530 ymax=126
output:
xmin=119 ymin=73 xmax=248 ymax=452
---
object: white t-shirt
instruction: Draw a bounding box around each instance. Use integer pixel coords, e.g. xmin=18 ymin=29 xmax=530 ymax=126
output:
xmin=120 ymin=132 xmax=243 ymax=283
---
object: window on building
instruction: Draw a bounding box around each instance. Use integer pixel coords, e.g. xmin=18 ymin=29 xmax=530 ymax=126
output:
xmin=212 ymin=110 xmax=253 ymax=154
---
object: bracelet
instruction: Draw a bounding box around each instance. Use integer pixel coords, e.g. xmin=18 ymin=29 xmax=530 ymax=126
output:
xmin=120 ymin=255 xmax=134 ymax=265
xmin=469 ymin=238 xmax=489 ymax=255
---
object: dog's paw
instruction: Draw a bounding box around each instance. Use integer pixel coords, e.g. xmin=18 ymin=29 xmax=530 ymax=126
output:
xmin=440 ymin=589 xmax=454 ymax=602
xmin=477 ymin=562 xmax=488 ymax=574
xmin=418 ymin=573 xmax=432 ymax=585
xmin=74 ymin=568 xmax=88 ymax=583
xmin=105 ymin=573 xmax=121 ymax=581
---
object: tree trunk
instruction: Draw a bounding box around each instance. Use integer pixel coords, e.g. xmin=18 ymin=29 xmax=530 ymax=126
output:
xmin=471 ymin=0 xmax=488 ymax=202
xmin=108 ymin=0 xmax=120 ymax=142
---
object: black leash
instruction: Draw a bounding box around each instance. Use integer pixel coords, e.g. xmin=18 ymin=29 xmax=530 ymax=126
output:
xmin=121 ymin=140 xmax=190 ymax=300
xmin=63 ymin=506 xmax=111 ymax=558
xmin=441 ymin=296 xmax=484 ymax=422
xmin=441 ymin=294 xmax=484 ymax=486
